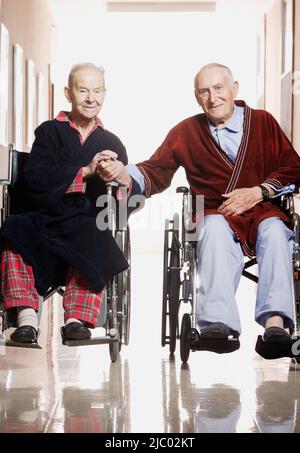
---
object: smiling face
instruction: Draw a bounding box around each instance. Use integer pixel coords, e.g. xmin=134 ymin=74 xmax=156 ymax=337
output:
xmin=194 ymin=66 xmax=239 ymax=127
xmin=64 ymin=67 xmax=106 ymax=123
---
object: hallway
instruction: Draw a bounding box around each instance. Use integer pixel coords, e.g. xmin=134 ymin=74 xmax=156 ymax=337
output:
xmin=1 ymin=0 xmax=300 ymax=435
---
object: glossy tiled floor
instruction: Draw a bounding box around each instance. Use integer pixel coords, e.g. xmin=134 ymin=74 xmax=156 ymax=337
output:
xmin=1 ymin=251 xmax=300 ymax=433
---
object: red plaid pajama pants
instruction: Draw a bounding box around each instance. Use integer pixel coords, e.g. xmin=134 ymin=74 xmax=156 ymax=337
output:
xmin=1 ymin=243 xmax=104 ymax=327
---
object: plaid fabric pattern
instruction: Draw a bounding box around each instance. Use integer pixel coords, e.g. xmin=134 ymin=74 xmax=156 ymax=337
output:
xmin=1 ymin=245 xmax=40 ymax=310
xmin=65 ymin=167 xmax=86 ymax=194
xmin=63 ymin=265 xmax=104 ymax=327
xmin=56 ymin=111 xmax=104 ymax=143
xmin=1 ymin=244 xmax=104 ymax=327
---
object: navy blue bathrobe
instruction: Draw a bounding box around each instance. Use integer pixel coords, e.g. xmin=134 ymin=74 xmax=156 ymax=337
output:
xmin=0 ymin=119 xmax=139 ymax=296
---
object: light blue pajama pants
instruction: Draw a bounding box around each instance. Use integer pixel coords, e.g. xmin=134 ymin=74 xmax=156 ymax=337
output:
xmin=196 ymin=215 xmax=295 ymax=334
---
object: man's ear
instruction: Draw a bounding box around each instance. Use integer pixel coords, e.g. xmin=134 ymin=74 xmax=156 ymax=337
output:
xmin=64 ymin=86 xmax=72 ymax=103
xmin=233 ymin=81 xmax=239 ymax=98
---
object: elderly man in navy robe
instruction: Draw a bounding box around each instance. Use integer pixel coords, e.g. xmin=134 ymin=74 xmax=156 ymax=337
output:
xmin=0 ymin=63 xmax=138 ymax=343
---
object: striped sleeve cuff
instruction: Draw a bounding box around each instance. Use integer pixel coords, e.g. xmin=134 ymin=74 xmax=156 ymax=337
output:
xmin=262 ymin=179 xmax=283 ymax=191
xmin=136 ymin=165 xmax=151 ymax=198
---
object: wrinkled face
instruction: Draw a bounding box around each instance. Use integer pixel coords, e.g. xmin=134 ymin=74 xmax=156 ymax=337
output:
xmin=64 ymin=68 xmax=106 ymax=121
xmin=194 ymin=67 xmax=239 ymax=126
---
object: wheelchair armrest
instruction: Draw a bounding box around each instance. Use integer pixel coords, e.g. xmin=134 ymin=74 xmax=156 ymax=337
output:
xmin=281 ymin=191 xmax=300 ymax=217
xmin=294 ymin=184 xmax=300 ymax=193
xmin=0 ymin=179 xmax=10 ymax=186
xmin=290 ymin=193 xmax=300 ymax=216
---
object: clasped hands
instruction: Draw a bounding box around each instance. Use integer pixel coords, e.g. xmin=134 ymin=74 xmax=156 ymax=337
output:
xmin=82 ymin=150 xmax=131 ymax=187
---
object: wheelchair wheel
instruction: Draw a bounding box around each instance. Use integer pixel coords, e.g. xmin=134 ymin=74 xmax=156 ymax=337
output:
xmin=108 ymin=315 xmax=121 ymax=363
xmin=161 ymin=214 xmax=181 ymax=355
xmin=180 ymin=313 xmax=191 ymax=363
xmin=0 ymin=294 xmax=7 ymax=336
xmin=161 ymin=222 xmax=169 ymax=347
xmin=109 ymin=341 xmax=120 ymax=363
xmin=115 ymin=228 xmax=131 ymax=347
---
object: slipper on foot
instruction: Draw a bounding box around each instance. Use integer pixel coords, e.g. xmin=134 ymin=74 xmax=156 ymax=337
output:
xmin=263 ymin=326 xmax=292 ymax=345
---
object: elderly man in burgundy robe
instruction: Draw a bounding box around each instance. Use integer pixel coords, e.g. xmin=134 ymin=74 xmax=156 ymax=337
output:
xmin=99 ymin=63 xmax=300 ymax=347
xmin=0 ymin=63 xmax=136 ymax=343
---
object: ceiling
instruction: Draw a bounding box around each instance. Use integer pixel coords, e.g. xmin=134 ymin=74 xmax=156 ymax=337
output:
xmin=105 ymin=0 xmax=216 ymax=12
xmin=47 ymin=0 xmax=274 ymax=24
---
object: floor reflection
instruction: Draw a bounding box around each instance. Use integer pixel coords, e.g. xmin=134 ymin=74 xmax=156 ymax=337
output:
xmin=55 ymin=359 xmax=131 ymax=433
xmin=255 ymin=365 xmax=300 ymax=433
xmin=161 ymin=359 xmax=242 ymax=433
xmin=0 ymin=386 xmax=43 ymax=433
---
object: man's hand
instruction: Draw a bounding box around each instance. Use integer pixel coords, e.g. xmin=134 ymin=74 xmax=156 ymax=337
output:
xmin=218 ymin=186 xmax=264 ymax=216
xmin=97 ymin=150 xmax=118 ymax=162
xmin=97 ymin=158 xmax=131 ymax=187
xmin=82 ymin=150 xmax=118 ymax=179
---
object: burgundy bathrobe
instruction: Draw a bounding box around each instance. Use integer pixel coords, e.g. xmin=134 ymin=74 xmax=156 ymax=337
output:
xmin=137 ymin=101 xmax=300 ymax=256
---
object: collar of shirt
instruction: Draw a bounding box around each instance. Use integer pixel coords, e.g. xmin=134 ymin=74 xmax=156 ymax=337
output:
xmin=208 ymin=105 xmax=244 ymax=134
xmin=56 ymin=111 xmax=104 ymax=143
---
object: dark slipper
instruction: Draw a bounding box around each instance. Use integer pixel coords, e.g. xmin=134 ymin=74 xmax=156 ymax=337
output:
xmin=61 ymin=322 xmax=91 ymax=341
xmin=200 ymin=322 xmax=230 ymax=340
xmin=10 ymin=325 xmax=38 ymax=343
xmin=263 ymin=327 xmax=292 ymax=345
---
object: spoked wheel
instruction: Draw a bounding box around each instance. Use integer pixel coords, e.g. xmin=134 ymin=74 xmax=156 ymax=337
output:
xmin=180 ymin=313 xmax=191 ymax=363
xmin=161 ymin=221 xmax=170 ymax=347
xmin=115 ymin=228 xmax=131 ymax=348
xmin=161 ymin=214 xmax=181 ymax=355
xmin=293 ymin=214 xmax=300 ymax=363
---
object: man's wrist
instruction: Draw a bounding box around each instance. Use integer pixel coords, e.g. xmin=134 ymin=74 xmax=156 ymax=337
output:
xmin=259 ymin=184 xmax=270 ymax=201
xmin=117 ymin=171 xmax=132 ymax=188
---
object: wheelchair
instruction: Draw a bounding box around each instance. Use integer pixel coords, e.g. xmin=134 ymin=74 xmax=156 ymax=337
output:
xmin=0 ymin=144 xmax=131 ymax=363
xmin=161 ymin=186 xmax=300 ymax=363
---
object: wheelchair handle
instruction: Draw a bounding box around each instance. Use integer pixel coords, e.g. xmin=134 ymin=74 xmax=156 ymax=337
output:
xmin=176 ymin=186 xmax=189 ymax=194
xmin=106 ymin=181 xmax=119 ymax=188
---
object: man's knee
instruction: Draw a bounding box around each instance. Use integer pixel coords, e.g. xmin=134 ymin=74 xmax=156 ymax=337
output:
xmin=257 ymin=217 xmax=291 ymax=244
xmin=200 ymin=215 xmax=233 ymax=241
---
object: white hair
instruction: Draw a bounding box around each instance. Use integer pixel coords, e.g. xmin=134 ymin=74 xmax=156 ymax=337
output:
xmin=68 ymin=63 xmax=105 ymax=88
xmin=194 ymin=63 xmax=234 ymax=89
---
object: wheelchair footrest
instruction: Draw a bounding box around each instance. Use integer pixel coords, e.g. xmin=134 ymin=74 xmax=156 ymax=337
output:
xmin=255 ymin=335 xmax=296 ymax=360
xmin=190 ymin=334 xmax=240 ymax=354
xmin=3 ymin=339 xmax=42 ymax=349
xmin=62 ymin=335 xmax=120 ymax=347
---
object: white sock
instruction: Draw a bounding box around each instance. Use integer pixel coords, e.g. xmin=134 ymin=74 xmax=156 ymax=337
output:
xmin=65 ymin=318 xmax=83 ymax=326
xmin=17 ymin=307 xmax=38 ymax=331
